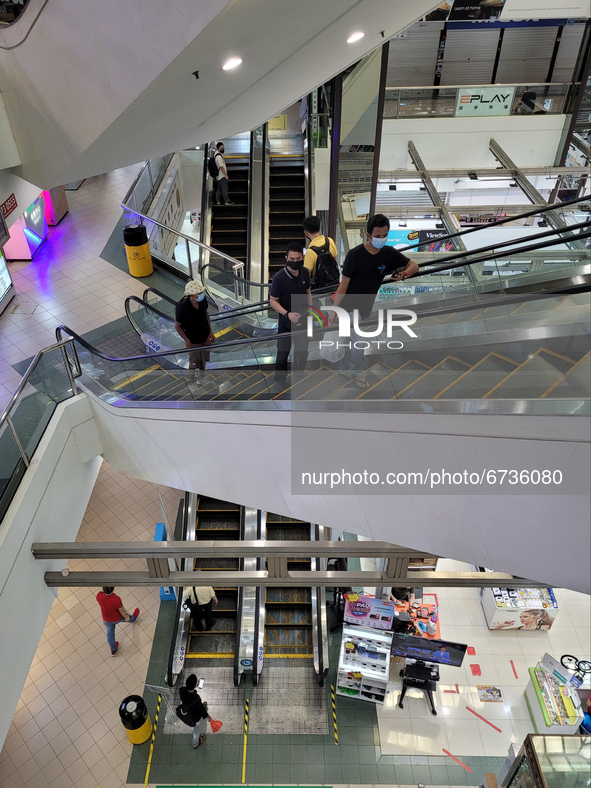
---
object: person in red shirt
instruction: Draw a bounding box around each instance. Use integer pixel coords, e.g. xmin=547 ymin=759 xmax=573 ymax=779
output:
xmin=96 ymin=587 xmax=140 ymax=656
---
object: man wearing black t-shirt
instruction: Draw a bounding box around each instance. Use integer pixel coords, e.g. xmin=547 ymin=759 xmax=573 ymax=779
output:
xmin=328 ymin=214 xmax=419 ymax=389
xmin=270 ymin=242 xmax=313 ymax=378
xmin=175 ymin=279 xmax=215 ymax=391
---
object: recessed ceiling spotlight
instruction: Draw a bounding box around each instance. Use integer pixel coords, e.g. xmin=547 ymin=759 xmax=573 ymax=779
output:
xmin=223 ymin=57 xmax=242 ymax=70
xmin=347 ymin=31 xmax=364 ymax=43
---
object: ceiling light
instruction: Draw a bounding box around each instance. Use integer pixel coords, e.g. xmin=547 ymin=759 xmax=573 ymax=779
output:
xmin=223 ymin=57 xmax=242 ymax=71
xmin=347 ymin=31 xmax=364 ymax=43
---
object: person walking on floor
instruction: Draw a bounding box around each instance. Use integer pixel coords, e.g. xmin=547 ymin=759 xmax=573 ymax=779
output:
xmin=269 ymin=242 xmax=313 ymax=380
xmin=184 ymin=586 xmax=218 ymax=631
xmin=179 ymin=674 xmax=211 ymax=748
xmin=96 ymin=587 xmax=139 ymax=656
xmin=328 ymin=213 xmax=419 ymax=390
xmin=174 ymin=279 xmax=216 ymax=391
xmin=212 ymin=141 xmax=234 ymax=205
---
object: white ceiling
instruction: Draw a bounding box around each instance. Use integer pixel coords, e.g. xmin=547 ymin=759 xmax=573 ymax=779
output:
xmin=0 ymin=0 xmax=440 ymax=188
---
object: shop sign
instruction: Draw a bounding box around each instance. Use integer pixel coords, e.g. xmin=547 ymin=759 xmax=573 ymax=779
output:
xmin=1 ymin=193 xmax=17 ymax=219
xmin=455 ymin=87 xmax=515 ymax=117
xmin=344 ymin=594 xmax=395 ymax=630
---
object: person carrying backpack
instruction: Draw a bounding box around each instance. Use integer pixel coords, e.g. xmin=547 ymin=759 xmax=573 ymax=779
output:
xmin=302 ymin=215 xmax=339 ymax=289
xmin=207 ymin=141 xmax=234 ymax=205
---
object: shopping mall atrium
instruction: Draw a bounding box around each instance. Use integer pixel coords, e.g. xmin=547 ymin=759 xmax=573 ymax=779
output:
xmin=0 ymin=1 xmax=590 ymax=787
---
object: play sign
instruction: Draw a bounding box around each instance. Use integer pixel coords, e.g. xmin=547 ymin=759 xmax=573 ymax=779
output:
xmin=455 ymin=87 xmax=515 ymax=117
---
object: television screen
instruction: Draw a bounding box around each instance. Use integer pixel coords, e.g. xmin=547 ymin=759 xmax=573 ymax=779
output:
xmin=391 ymin=634 xmax=467 ymax=668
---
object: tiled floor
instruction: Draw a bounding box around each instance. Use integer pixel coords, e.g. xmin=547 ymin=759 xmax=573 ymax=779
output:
xmin=0 ymin=165 xmax=144 ymax=410
xmin=0 ymin=461 xmax=182 ymax=788
xmin=377 ymin=558 xmax=591 ymax=760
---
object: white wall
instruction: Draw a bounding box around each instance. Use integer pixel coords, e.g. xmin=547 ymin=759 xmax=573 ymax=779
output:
xmin=0 ymin=93 xmax=19 ymax=170
xmin=86 ymin=392 xmax=590 ymax=595
xmin=0 ymin=396 xmax=102 ymax=751
xmin=380 ymin=115 xmax=569 ymax=171
xmin=178 ymin=151 xmax=204 ymax=216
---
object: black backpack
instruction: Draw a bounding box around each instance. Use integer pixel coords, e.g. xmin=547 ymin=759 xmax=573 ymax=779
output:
xmin=207 ymin=151 xmax=220 ymax=179
xmin=309 ymin=238 xmax=339 ymax=289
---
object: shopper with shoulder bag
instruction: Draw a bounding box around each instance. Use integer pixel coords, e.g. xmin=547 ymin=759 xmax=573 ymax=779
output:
xmin=177 ymin=674 xmax=211 ymax=749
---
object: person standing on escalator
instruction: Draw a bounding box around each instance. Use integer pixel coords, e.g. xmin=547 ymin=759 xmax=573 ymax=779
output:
xmin=184 ymin=586 xmax=218 ymax=631
xmin=270 ymin=242 xmax=313 ymax=379
xmin=174 ymin=280 xmax=215 ymax=391
xmin=212 ymin=141 xmax=234 ymax=205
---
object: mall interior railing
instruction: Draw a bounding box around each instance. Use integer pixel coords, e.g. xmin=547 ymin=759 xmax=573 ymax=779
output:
xmin=384 ymin=83 xmax=575 ymax=119
xmin=121 ymin=154 xmax=174 ymax=215
xmin=0 ymin=339 xmax=80 ymax=521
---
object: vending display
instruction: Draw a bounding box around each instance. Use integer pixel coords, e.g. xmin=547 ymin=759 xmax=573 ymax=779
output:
xmin=336 ymin=625 xmax=393 ymax=704
xmin=480 ymin=586 xmax=559 ymax=630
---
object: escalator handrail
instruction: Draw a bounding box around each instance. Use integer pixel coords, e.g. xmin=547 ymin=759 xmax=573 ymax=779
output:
xmin=142 ymin=287 xmax=178 ymax=307
xmin=233 ymin=507 xmax=246 ymax=687
xmin=314 ymin=524 xmax=325 ymax=686
xmin=166 ymin=492 xmax=190 ymax=687
xmin=391 ymin=193 xmax=591 ymax=255
xmin=414 ymin=219 xmax=591 ymax=272
xmin=56 ymin=274 xmax=590 ymax=366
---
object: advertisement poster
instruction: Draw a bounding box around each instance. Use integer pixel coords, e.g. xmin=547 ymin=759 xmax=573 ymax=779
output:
xmin=386 ymin=229 xmax=419 ymax=250
xmin=477 ymin=686 xmax=504 ymax=702
xmin=426 ymin=0 xmax=505 ymax=21
xmin=455 ymin=87 xmax=515 ymax=117
xmin=344 ymin=594 xmax=394 ymax=630
xmin=418 ymin=230 xmax=455 ymax=252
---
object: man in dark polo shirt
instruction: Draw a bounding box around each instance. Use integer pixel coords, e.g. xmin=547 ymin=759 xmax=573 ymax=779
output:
xmin=329 ymin=214 xmax=419 ymax=389
xmin=269 ymin=242 xmax=313 ymax=378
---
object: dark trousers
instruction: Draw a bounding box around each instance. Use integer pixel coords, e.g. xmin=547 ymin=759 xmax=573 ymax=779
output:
xmin=189 ymin=599 xmax=214 ymax=631
xmin=276 ymin=327 xmax=309 ymax=372
xmin=216 ymin=177 xmax=229 ymax=204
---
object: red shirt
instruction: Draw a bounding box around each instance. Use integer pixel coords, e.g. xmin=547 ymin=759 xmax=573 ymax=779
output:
xmin=96 ymin=591 xmax=123 ymax=622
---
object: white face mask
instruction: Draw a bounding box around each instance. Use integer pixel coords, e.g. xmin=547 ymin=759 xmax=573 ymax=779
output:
xmin=196 ymin=293 xmax=206 ymax=302
xmin=370 ymin=236 xmax=388 ymax=250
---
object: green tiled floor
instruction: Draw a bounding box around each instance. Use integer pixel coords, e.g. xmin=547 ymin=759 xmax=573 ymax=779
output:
xmin=127 ymin=599 xmax=506 ymax=786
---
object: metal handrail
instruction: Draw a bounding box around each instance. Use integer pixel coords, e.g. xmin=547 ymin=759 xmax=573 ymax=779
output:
xmin=386 ymin=81 xmax=572 ymax=90
xmin=0 ymin=338 xmax=80 ymax=467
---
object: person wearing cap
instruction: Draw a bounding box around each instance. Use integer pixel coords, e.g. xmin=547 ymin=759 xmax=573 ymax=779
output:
xmin=175 ymin=280 xmax=215 ymax=390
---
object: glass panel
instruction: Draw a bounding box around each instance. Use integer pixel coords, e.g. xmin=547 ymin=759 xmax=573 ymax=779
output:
xmin=532 ymin=734 xmax=591 ymax=788
xmin=0 ymin=420 xmax=27 ymax=520
xmin=398 ymin=88 xmax=456 ymax=118
xmin=513 ymin=84 xmax=569 ymax=115
xmin=134 ymin=166 xmax=154 ymax=213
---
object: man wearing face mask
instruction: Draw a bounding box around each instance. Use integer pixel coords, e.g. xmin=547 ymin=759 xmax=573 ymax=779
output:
xmin=269 ymin=242 xmax=313 ymax=379
xmin=328 ymin=214 xmax=419 ymax=389
xmin=175 ymin=279 xmax=215 ymax=390
xmin=213 ymin=141 xmax=234 ymax=206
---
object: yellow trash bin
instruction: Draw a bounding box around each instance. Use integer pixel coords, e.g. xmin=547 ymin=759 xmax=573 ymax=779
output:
xmin=119 ymin=695 xmax=152 ymax=744
xmin=123 ymin=224 xmax=153 ymax=277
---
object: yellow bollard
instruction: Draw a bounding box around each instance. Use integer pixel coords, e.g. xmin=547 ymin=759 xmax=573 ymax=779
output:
xmin=119 ymin=695 xmax=152 ymax=745
xmin=123 ymin=224 xmax=153 ymax=277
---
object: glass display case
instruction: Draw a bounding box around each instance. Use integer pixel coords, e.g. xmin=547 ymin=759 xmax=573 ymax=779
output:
xmin=336 ymin=624 xmax=392 ymax=704
xmin=525 ymin=664 xmax=584 ymax=734
xmin=502 ymin=734 xmax=590 ymax=788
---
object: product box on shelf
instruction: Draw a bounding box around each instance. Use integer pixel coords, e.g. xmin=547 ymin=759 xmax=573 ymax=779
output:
xmin=336 ymin=624 xmax=393 ymax=704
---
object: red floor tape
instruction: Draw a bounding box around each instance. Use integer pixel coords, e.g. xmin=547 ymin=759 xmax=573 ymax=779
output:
xmin=510 ymin=659 xmax=519 ymax=679
xmin=466 ymin=705 xmax=503 ymax=732
xmin=467 ymin=646 xmax=475 ymax=655
xmin=443 ymin=748 xmax=472 ymax=771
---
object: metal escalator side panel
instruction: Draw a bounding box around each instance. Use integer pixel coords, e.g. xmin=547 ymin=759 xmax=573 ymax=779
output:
xmin=255 ymin=510 xmax=266 ymax=680
xmin=310 ymin=523 xmax=328 ymax=683
xmin=235 ymin=506 xmax=258 ymax=684
xmin=169 ymin=491 xmax=198 ymax=684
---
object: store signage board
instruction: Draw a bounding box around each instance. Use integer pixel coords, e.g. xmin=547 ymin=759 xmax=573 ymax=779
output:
xmin=540 ymin=652 xmax=574 ymax=686
xmin=455 ymin=87 xmax=515 ymax=117
xmin=1 ymin=193 xmax=17 ymax=219
xmin=344 ymin=594 xmax=394 ymax=630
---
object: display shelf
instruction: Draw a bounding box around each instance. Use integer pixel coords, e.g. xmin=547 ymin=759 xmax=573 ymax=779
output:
xmin=524 ymin=665 xmax=583 ymax=735
xmin=337 ymin=624 xmax=393 ymax=704
xmin=480 ymin=586 xmax=559 ymax=630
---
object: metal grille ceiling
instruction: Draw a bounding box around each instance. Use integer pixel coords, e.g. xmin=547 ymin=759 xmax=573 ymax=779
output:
xmin=495 ymin=27 xmax=559 ymax=84
xmin=552 ymin=22 xmax=586 ymax=83
xmin=440 ymin=29 xmax=499 ymax=85
xmin=386 ymin=24 xmax=442 ymax=87
xmin=375 ymin=190 xmax=444 ymax=207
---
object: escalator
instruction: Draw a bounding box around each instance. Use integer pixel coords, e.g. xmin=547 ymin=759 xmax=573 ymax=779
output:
xmin=268 ymin=156 xmax=306 ymax=279
xmin=186 ymin=495 xmax=241 ymax=658
xmin=210 ymin=158 xmax=250 ymax=264
xmin=264 ymin=512 xmax=314 ymax=658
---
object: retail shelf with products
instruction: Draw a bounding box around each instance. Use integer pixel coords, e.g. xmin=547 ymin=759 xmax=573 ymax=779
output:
xmin=336 ymin=624 xmax=392 ymax=704
xmin=480 ymin=586 xmax=559 ymax=630
xmin=524 ymin=664 xmax=583 ymax=735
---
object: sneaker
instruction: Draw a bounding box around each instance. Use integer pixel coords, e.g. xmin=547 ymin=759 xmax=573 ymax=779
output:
xmin=188 ymin=380 xmax=203 ymax=392
xmin=133 ymin=608 xmax=140 ymax=621
xmin=111 ymin=641 xmax=119 ymax=657
xmin=224 ymin=201 xmax=235 ymax=205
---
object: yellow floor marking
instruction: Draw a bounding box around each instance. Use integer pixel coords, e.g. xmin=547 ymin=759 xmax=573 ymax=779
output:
xmin=395 ymin=356 xmax=469 ymax=398
xmin=112 ymin=364 xmax=160 ymax=389
xmin=433 ymin=352 xmax=520 ymax=399
xmin=482 ymin=348 xmax=548 ymax=398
